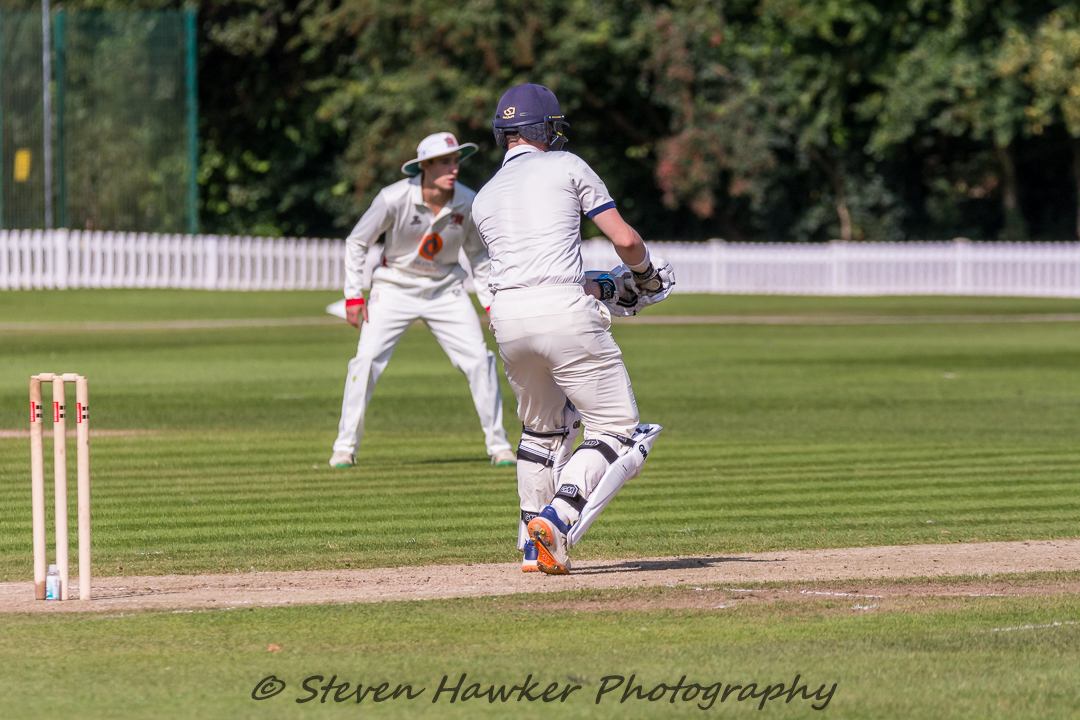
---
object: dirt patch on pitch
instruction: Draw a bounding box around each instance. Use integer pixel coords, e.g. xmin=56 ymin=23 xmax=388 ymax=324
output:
xmin=0 ymin=539 xmax=1075 ymax=614
xmin=525 ymin=578 xmax=1080 ymax=613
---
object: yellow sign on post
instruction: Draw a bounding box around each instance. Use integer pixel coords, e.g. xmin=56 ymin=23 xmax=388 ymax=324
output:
xmin=14 ymin=149 xmax=32 ymax=182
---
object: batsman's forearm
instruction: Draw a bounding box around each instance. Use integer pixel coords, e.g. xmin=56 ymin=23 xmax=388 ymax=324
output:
xmin=612 ymin=231 xmax=647 ymax=270
xmin=592 ymin=207 xmax=648 ymax=269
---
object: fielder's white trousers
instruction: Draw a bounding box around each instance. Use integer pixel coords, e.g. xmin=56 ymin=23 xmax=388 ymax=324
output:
xmin=490 ymin=284 xmax=640 ymax=544
xmin=333 ymin=281 xmax=511 ymax=457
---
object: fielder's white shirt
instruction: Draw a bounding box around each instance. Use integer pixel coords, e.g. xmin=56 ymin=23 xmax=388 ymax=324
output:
xmin=472 ymin=145 xmax=616 ymax=292
xmin=343 ymin=176 xmax=493 ymax=307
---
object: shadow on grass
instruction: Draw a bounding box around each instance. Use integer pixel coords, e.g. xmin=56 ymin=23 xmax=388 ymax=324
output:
xmin=409 ymin=458 xmax=495 ymax=466
xmin=88 ymin=588 xmax=184 ymax=600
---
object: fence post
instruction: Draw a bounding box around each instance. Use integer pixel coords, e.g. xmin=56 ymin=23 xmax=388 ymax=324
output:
xmin=44 ymin=229 xmax=55 ymax=288
xmin=1074 ymin=242 xmax=1080 ymax=299
xmin=331 ymin=239 xmax=342 ymax=290
xmin=170 ymin=233 xmax=181 ymax=288
xmin=708 ymin=238 xmax=725 ymax=294
xmin=829 ymin=240 xmax=846 ymax=295
xmin=103 ymin=232 xmax=115 ymax=288
xmin=69 ymin=229 xmax=81 ymax=286
xmin=203 ymin=234 xmax=216 ymax=289
xmin=146 ymin=233 xmax=158 ymax=288
xmin=54 ymin=228 xmax=68 ymax=289
xmin=31 ymin=229 xmax=44 ymax=289
xmin=16 ymin=231 xmax=25 ymax=288
xmin=953 ymin=237 xmax=970 ymax=295
xmin=0 ymin=231 xmax=7 ymax=290
xmin=186 ymin=233 xmax=195 ymax=288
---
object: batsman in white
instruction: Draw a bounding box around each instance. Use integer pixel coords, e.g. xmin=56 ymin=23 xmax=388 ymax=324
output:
xmin=329 ymin=132 xmax=516 ymax=469
xmin=472 ymin=84 xmax=675 ymax=574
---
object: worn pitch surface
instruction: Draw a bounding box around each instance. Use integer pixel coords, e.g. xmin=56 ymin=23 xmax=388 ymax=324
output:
xmin=1 ymin=539 xmax=1075 ymax=613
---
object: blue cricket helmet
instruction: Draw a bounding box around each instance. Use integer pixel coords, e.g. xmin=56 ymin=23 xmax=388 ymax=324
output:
xmin=492 ymin=83 xmax=569 ymax=150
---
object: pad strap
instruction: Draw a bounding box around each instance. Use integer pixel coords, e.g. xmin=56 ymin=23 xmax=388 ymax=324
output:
xmin=520 ymin=509 xmax=538 ymax=525
xmin=517 ymin=440 xmax=555 ymax=467
xmin=572 ymin=438 xmax=620 ymax=464
xmin=522 ymin=425 xmax=570 ymax=438
xmin=553 ymin=484 xmax=587 ymax=512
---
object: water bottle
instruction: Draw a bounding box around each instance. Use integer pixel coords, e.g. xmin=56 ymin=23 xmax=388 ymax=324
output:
xmin=46 ymin=564 xmax=60 ymax=600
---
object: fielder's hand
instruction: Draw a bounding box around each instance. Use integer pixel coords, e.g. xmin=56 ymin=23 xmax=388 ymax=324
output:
xmin=346 ymin=303 xmax=369 ymax=328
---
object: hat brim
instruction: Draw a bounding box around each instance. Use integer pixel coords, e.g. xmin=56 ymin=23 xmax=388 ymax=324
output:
xmin=401 ymin=144 xmax=479 ymax=176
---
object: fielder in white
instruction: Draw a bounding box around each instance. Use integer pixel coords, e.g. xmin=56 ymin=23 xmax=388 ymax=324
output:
xmin=329 ymin=132 xmax=516 ymax=469
xmin=472 ymin=84 xmax=675 ymax=574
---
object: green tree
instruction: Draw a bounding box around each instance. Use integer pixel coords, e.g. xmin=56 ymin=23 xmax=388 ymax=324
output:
xmin=646 ymin=0 xmax=910 ymax=241
xmin=862 ymin=1 xmax=1071 ymax=240
xmin=17 ymin=0 xmax=1080 ymax=241
xmin=295 ymin=0 xmax=677 ymax=235
xmin=1000 ymin=7 xmax=1080 ymax=238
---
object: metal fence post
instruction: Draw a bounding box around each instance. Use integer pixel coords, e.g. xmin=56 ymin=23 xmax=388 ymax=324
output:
xmin=52 ymin=10 xmax=66 ymax=229
xmin=0 ymin=10 xmax=4 ymax=229
xmin=41 ymin=0 xmax=53 ymax=230
xmin=185 ymin=9 xmax=199 ymax=236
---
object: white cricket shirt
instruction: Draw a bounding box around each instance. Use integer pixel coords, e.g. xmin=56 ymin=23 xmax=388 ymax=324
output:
xmin=343 ymin=176 xmax=493 ymax=307
xmin=472 ymin=145 xmax=616 ymax=292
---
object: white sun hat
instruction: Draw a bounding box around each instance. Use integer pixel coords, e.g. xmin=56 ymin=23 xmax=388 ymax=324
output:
xmin=401 ymin=132 xmax=479 ymax=176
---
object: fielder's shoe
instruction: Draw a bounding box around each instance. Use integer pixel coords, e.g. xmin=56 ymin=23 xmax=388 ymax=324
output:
xmin=527 ymin=506 xmax=571 ymax=575
xmin=521 ymin=541 xmax=540 ymax=573
xmin=328 ymin=451 xmax=355 ymax=468
xmin=491 ymin=449 xmax=517 ymax=467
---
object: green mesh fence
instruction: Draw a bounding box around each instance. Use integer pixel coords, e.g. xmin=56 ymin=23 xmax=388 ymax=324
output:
xmin=0 ymin=9 xmax=197 ymax=232
xmin=0 ymin=10 xmax=46 ymax=230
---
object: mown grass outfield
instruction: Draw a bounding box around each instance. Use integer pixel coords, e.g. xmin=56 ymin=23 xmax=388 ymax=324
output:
xmin=0 ymin=290 xmax=1078 ymax=719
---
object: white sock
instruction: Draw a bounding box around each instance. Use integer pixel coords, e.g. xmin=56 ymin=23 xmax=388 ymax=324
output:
xmin=550 ymin=500 xmax=578 ymax=527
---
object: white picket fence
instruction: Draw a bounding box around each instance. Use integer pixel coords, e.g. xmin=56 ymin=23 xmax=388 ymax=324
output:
xmin=2 ymin=229 xmax=1079 ymax=297
xmin=0 ymin=229 xmax=345 ymax=291
xmin=581 ymin=239 xmax=1080 ymax=298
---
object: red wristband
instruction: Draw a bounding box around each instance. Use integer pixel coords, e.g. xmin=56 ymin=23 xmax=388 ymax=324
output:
xmin=345 ymin=297 xmax=365 ymax=307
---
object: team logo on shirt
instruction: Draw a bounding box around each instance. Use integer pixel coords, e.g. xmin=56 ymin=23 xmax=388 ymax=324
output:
xmin=450 ymin=212 xmax=464 ymax=226
xmin=419 ymin=233 xmax=444 ymax=260
xmin=409 ymin=215 xmax=421 ymax=225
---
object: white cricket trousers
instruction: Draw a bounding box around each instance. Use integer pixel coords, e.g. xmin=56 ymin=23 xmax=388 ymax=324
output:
xmin=490 ymin=284 xmax=640 ymax=545
xmin=333 ymin=281 xmax=511 ymax=456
